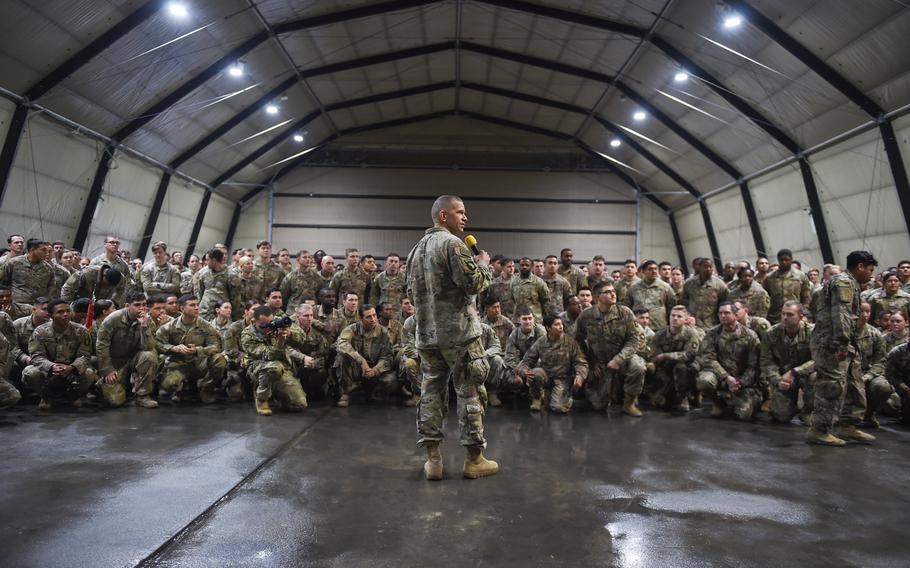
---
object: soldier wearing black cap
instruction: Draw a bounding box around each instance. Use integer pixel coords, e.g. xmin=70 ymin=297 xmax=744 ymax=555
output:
xmin=807 ymin=250 xmax=878 ymax=446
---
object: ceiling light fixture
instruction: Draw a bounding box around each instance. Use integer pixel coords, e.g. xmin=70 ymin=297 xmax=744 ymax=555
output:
xmin=265 ymin=104 xmax=279 ymax=115
xmin=293 ymin=134 xmax=304 ymax=143
xmin=633 ymin=111 xmax=646 ymax=121
xmin=609 ymin=139 xmax=621 ymax=148
xmin=674 ymin=71 xmax=689 ymax=82
xmin=723 ymin=14 xmax=743 ymax=28
xmin=228 ymin=62 xmax=244 ymax=77
xmin=166 ymin=2 xmax=189 ymax=18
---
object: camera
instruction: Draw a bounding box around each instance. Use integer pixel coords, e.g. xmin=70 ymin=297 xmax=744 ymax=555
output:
xmin=263 ymin=316 xmax=293 ymax=332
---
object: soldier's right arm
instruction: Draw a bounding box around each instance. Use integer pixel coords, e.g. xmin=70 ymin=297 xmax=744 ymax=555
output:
xmin=759 ymin=331 xmax=781 ymax=383
xmin=0 ymin=334 xmax=8 ymax=377
xmin=334 ymin=324 xmax=366 ymax=365
xmin=139 ymin=266 xmax=157 ymax=296
xmin=193 ymin=271 xmax=205 ymax=300
xmin=279 ymin=271 xmax=294 ymax=309
xmin=520 ymin=338 xmax=541 ymax=370
xmin=611 ymin=309 xmax=641 ymax=366
xmin=884 ymin=345 xmax=908 ymax=389
xmin=96 ymin=318 xmax=115 ymax=376
xmin=571 ymin=338 xmax=589 ymax=382
xmin=28 ymin=328 xmax=55 ymax=372
xmin=659 ymin=329 xmax=699 ymax=363
xmin=240 ymin=327 xmax=282 ymax=361
xmin=154 ymin=322 xmax=176 ymax=355
xmin=368 ymin=273 xmax=381 ymax=307
xmin=697 ymin=330 xmax=728 ymax=379
xmin=61 ymin=271 xmax=81 ymax=302
xmin=869 ymin=329 xmax=888 ymax=377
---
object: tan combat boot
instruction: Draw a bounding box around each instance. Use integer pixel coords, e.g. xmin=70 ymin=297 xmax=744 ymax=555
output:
xmin=255 ymin=399 xmax=272 ymax=416
xmin=677 ymin=398 xmax=690 ymax=412
xmin=463 ymin=445 xmax=499 ymax=479
xmin=837 ymin=424 xmax=876 ymax=443
xmin=623 ymin=394 xmax=643 ymax=417
xmin=136 ymin=396 xmax=158 ymax=409
xmin=487 ymin=390 xmax=502 ymax=407
xmin=806 ymin=428 xmax=846 ymax=447
xmin=38 ymin=399 xmax=51 ymax=411
xmin=337 ymin=393 xmax=350 ymax=408
xmin=529 ymin=394 xmax=544 ymax=412
xmin=710 ymin=400 xmax=724 ymax=418
xmin=424 ymin=442 xmax=443 ymax=481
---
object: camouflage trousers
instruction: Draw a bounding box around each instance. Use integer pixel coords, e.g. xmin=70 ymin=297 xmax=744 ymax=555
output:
xmin=896 ymin=384 xmax=910 ymax=424
xmin=865 ymin=374 xmax=894 ymax=416
xmin=585 ymin=356 xmax=645 ymax=411
xmin=295 ymin=365 xmax=330 ymax=401
xmin=337 ymin=356 xmax=398 ymax=399
xmin=696 ymin=371 xmax=762 ymax=421
xmin=649 ymin=361 xmax=695 ymax=409
xmin=527 ymin=368 xmax=574 ymax=413
xmin=417 ymin=338 xmax=489 ymax=447
xmin=768 ymin=372 xmax=816 ymax=423
xmin=23 ymin=365 xmax=95 ymax=402
xmin=98 ymin=351 xmax=158 ymax=407
xmin=247 ymin=360 xmax=307 ymax=410
xmin=160 ymin=354 xmax=227 ymax=398
xmin=397 ymin=355 xmax=420 ymax=396
xmin=0 ymin=377 xmax=21 ymax=407
xmin=809 ymin=347 xmax=865 ymax=433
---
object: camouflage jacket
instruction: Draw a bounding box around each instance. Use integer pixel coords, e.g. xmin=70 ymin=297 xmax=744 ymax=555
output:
xmin=287 ymin=323 xmax=331 ymax=369
xmin=482 ymin=313 xmax=515 ymax=352
xmin=574 ymin=304 xmax=640 ymax=366
xmin=281 ymin=268 xmax=327 ymax=312
xmin=636 ymin=323 xmax=654 ymax=361
xmin=680 ymin=275 xmax=728 ymax=328
xmin=61 ymin=264 xmax=126 ymax=305
xmin=613 ymin=276 xmax=640 ymax=305
xmin=557 ymin=311 xmax=580 ymax=338
xmin=542 ymin=273 xmax=573 ymax=317
xmin=335 ymin=322 xmax=393 ymax=373
xmin=650 ymin=325 xmax=700 ymax=365
xmin=253 ymin=259 xmax=286 ymax=292
xmin=381 ymin=318 xmax=403 ymax=348
xmin=489 ymin=274 xmax=515 ymax=317
xmin=406 ymin=226 xmax=492 ymax=349
xmin=194 ymin=266 xmax=243 ymax=320
xmin=479 ymin=322 xmax=503 ymax=359
xmin=763 ymin=268 xmax=813 ymax=322
xmin=240 ymin=325 xmax=293 ymax=368
xmin=11 ymin=315 xmax=40 ymax=367
xmin=869 ymin=289 xmax=910 ymax=325
xmin=510 ymin=274 xmax=549 ymax=321
xmin=370 ymin=270 xmax=406 ymax=311
xmin=856 ymin=324 xmax=887 ymax=377
xmin=91 ymin=253 xmax=130 ymax=277
xmin=885 ymin=342 xmax=910 ymax=388
xmin=728 ymin=281 xmax=771 ymax=319
xmin=626 ymin=277 xmax=676 ymax=331
xmin=556 ymin=265 xmax=587 ymax=295
xmin=521 ymin=332 xmax=588 ymax=382
xmin=154 ymin=316 xmax=221 ymax=363
xmin=744 ymin=316 xmax=772 ymax=342
xmin=139 ymin=262 xmax=182 ymax=297
xmin=29 ymin=321 xmax=92 ymax=374
xmin=697 ymin=322 xmax=760 ymax=386
xmin=239 ymin=274 xmax=264 ymax=306
xmin=96 ymin=308 xmax=155 ymax=375
xmin=504 ymin=323 xmax=546 ymax=368
xmin=811 ymin=271 xmax=860 ymax=353
xmin=760 ymin=321 xmax=814 ymax=381
xmin=0 ymin=256 xmax=55 ymax=304
xmin=398 ymin=315 xmax=418 ymax=360
xmin=330 ymin=266 xmax=371 ymax=303
xmin=883 ymin=331 xmax=909 ymax=354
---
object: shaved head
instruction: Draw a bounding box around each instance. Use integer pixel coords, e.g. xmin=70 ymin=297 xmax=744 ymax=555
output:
xmin=431 ymin=195 xmax=463 ymax=224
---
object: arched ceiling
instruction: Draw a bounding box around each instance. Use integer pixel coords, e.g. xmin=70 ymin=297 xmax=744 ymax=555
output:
xmin=2 ymin=0 xmax=909 ymax=213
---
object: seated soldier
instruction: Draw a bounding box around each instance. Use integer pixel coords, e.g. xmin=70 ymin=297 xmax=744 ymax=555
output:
xmin=519 ymin=313 xmax=588 ymax=413
xmin=334 ymin=303 xmax=397 ymax=407
xmin=10 ymin=298 xmax=50 ymax=393
xmin=61 ymin=264 xmax=124 ymax=305
xmin=95 ymin=291 xmax=159 ymax=408
xmin=885 ymin=341 xmax=910 ymax=425
xmin=649 ymin=305 xmax=700 ymax=412
xmin=241 ymin=305 xmax=308 ymax=416
xmin=263 ymin=288 xmax=287 ymax=318
xmin=287 ymin=303 xmax=331 ymax=401
xmin=558 ymin=294 xmax=582 ymax=337
xmin=211 ymin=300 xmax=244 ymax=402
xmin=397 ymin=314 xmax=420 ymax=407
xmin=696 ymin=301 xmax=762 ymax=421
xmin=481 ymin=295 xmax=515 ymax=407
xmin=377 ymin=302 xmax=403 ymax=348
xmin=23 ymin=299 xmax=95 ymax=410
xmin=477 ymin=321 xmax=506 ymax=409
xmin=761 ymin=301 xmax=815 ymax=423
xmin=574 ymin=281 xmax=645 ymax=416
xmin=502 ymin=306 xmax=546 ymax=404
xmin=154 ymin=294 xmax=226 ymax=404
xmin=882 ymin=310 xmax=909 ymax=352
xmin=0 ymin=332 xmax=21 ymax=408
xmin=857 ymin=302 xmax=891 ymax=428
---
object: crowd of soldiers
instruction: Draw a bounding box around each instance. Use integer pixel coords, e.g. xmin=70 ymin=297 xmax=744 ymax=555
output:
xmin=1 ymin=230 xmax=909 ymax=447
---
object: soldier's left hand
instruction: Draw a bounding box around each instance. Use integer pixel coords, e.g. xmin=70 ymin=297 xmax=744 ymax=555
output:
xmin=607 ymin=360 xmax=620 ymax=371
xmin=573 ymin=377 xmax=584 ymax=390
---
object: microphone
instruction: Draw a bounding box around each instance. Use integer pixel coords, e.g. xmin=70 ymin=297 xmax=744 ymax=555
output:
xmin=464 ymin=235 xmax=481 ymax=256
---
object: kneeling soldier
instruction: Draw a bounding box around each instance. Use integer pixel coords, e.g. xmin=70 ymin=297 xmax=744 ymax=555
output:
xmin=96 ymin=291 xmax=159 ymax=408
xmin=241 ymin=305 xmax=308 ymax=415
xmin=519 ymin=313 xmax=587 ymax=413
xmin=334 ymin=303 xmax=397 ymax=407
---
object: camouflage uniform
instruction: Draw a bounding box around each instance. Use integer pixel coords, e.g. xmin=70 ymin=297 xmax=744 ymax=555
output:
xmin=239 ymin=273 xmax=264 ymax=306
xmin=286 ymin=322 xmax=331 ymax=397
xmin=194 ymin=266 xmax=243 ymax=320
xmin=334 ymin=322 xmax=397 ymax=399
xmin=809 ymin=271 xmax=865 ymax=433
xmin=696 ymin=322 xmax=761 ymax=421
xmin=0 ymin=255 xmax=54 ymax=304
xmin=885 ymin=342 xmax=910 ymax=423
xmin=574 ymin=304 xmax=644 ymax=410
xmin=489 ymin=274 xmax=515 ymax=318
xmin=481 ymin=313 xmax=514 ymax=354
xmin=626 ymin=277 xmax=677 ymax=331
xmin=241 ymin=325 xmax=308 ymax=409
xmin=869 ymin=289 xmax=910 ymax=325
xmin=558 ymin=311 xmax=580 ymax=338
xmin=520 ymin=332 xmax=588 ymax=413
xmin=763 ymin=268 xmax=813 ymax=323
xmin=253 ymin=259 xmax=286 ymax=292
xmin=155 ymin=316 xmax=226 ymax=400
xmin=212 ymin=317 xmax=245 ymax=401
xmin=91 ymin=253 xmax=130 ymax=277
xmin=11 ymin=315 xmax=40 ymax=375
xmin=761 ymin=321 xmax=815 ymax=422
xmin=406 ymin=226 xmax=492 ymax=447
xmin=139 ymin=262 xmax=182 ymax=298
xmin=883 ymin=331 xmax=909 ymax=353
xmin=509 ymin=274 xmax=549 ymax=322
xmin=370 ymin=270 xmax=407 ymax=312
xmin=48 ymin=261 xmax=70 ymax=299
xmin=478 ymin=322 xmax=506 ymax=392
xmin=0 ymin=333 xmax=21 ymax=407
xmin=330 ymin=266 xmax=371 ymax=303
xmin=397 ymin=315 xmax=420 ymax=397
xmin=542 ymin=274 xmax=573 ymax=317
xmin=281 ymin=268 xmax=327 ymax=313
xmin=95 ymin=308 xmax=158 ymax=406
xmin=62 ymin=264 xmax=126 ymax=305
xmin=680 ymin=274 xmax=728 ymax=328
xmin=649 ymin=325 xmax=700 ymax=409
xmin=382 ymin=318 xmax=403 ymax=350
xmin=613 ymin=276 xmax=640 ymax=306
xmin=728 ymin=282 xmax=771 ymax=319
xmin=856 ymin=324 xmax=891 ymax=422
xmin=744 ymin=315 xmax=771 ymax=342
xmin=503 ymin=323 xmax=546 ymax=390
xmin=557 ymin=265 xmax=587 ymax=295
xmin=23 ymin=321 xmax=95 ymax=403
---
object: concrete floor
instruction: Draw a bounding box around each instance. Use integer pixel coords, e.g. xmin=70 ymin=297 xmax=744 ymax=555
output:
xmin=1 ymin=400 xmax=908 ymax=568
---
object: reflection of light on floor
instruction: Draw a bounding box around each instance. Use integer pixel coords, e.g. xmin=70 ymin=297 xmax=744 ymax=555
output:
xmin=256 ymin=549 xmax=272 ymax=559
xmin=646 ymin=490 xmax=812 ymax=525
xmin=605 ymin=518 xmax=647 ymax=568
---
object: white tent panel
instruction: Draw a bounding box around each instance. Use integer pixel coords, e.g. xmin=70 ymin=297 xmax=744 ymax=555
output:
xmin=232 ymin=193 xmax=269 ymax=250
xmin=749 ymin=165 xmax=821 ymax=269
xmin=195 ymin=193 xmax=235 ymax=254
xmin=639 ymin=205 xmax=677 ymax=266
xmin=705 ymin=191 xmax=754 ymax=263
xmin=149 ymin=181 xmax=205 ymax=256
xmin=0 ymin=97 xmax=13 ymax=146
xmin=1 ymin=111 xmax=99 ymax=246
xmin=675 ymin=204 xmax=710 ymax=266
xmin=84 ymin=152 xmax=160 ymax=258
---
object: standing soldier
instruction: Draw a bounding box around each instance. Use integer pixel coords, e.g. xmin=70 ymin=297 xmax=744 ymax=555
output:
xmin=90 ymin=235 xmax=130 ymax=276
xmin=281 ymin=250 xmax=325 ymax=313
xmin=728 ymin=267 xmax=770 ymax=319
xmin=763 ymin=248 xmax=813 ymax=323
xmin=519 ymin=313 xmax=587 ymax=413
xmin=761 ymin=301 xmax=815 ymax=423
xmin=331 ymin=248 xmax=371 ymax=303
xmin=96 ymin=291 xmax=159 ymax=408
xmin=557 ymin=248 xmax=587 ymax=294
xmin=140 ymin=241 xmax=182 ymax=299
xmin=333 ymin=304 xmax=398 ymax=407
xmin=575 ymin=281 xmax=644 ymax=416
xmin=490 ymin=259 xmax=515 ymax=318
xmin=252 ymin=241 xmax=286 ymax=292
xmin=237 ymin=256 xmax=264 ymax=307
xmin=680 ymin=258 xmax=728 ymax=328
xmin=626 ymin=260 xmax=676 ymax=331
xmin=0 ymin=238 xmax=55 ymax=304
xmin=509 ymin=257 xmax=549 ymax=322
xmin=649 ymin=306 xmax=700 ymax=412
xmin=194 ymin=248 xmax=242 ymax=320
xmin=613 ymin=259 xmax=641 ymax=305
xmin=695 ymin=302 xmax=762 ymax=421
xmin=370 ymin=253 xmax=406 ymax=313
xmin=807 ymin=250 xmax=878 ymax=446
xmin=23 ymin=299 xmax=95 ymax=410
xmin=406 ymin=195 xmax=497 ymax=481
xmin=155 ymin=295 xmax=226 ymax=404
xmin=542 ymin=255 xmax=572 ymax=318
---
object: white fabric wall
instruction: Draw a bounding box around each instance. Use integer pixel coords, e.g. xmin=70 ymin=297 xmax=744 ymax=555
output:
xmin=233 ymin=167 xmax=656 ymax=267
xmin=148 ymin=180 xmax=204 ymax=259
xmin=640 ymin=204 xmax=679 ymax=266
xmin=196 ymin=193 xmax=236 ymax=253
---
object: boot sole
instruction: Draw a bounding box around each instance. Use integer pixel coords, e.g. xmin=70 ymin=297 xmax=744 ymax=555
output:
xmin=806 ymin=438 xmax=846 ymax=447
xmin=463 ymin=470 xmax=498 ymax=479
